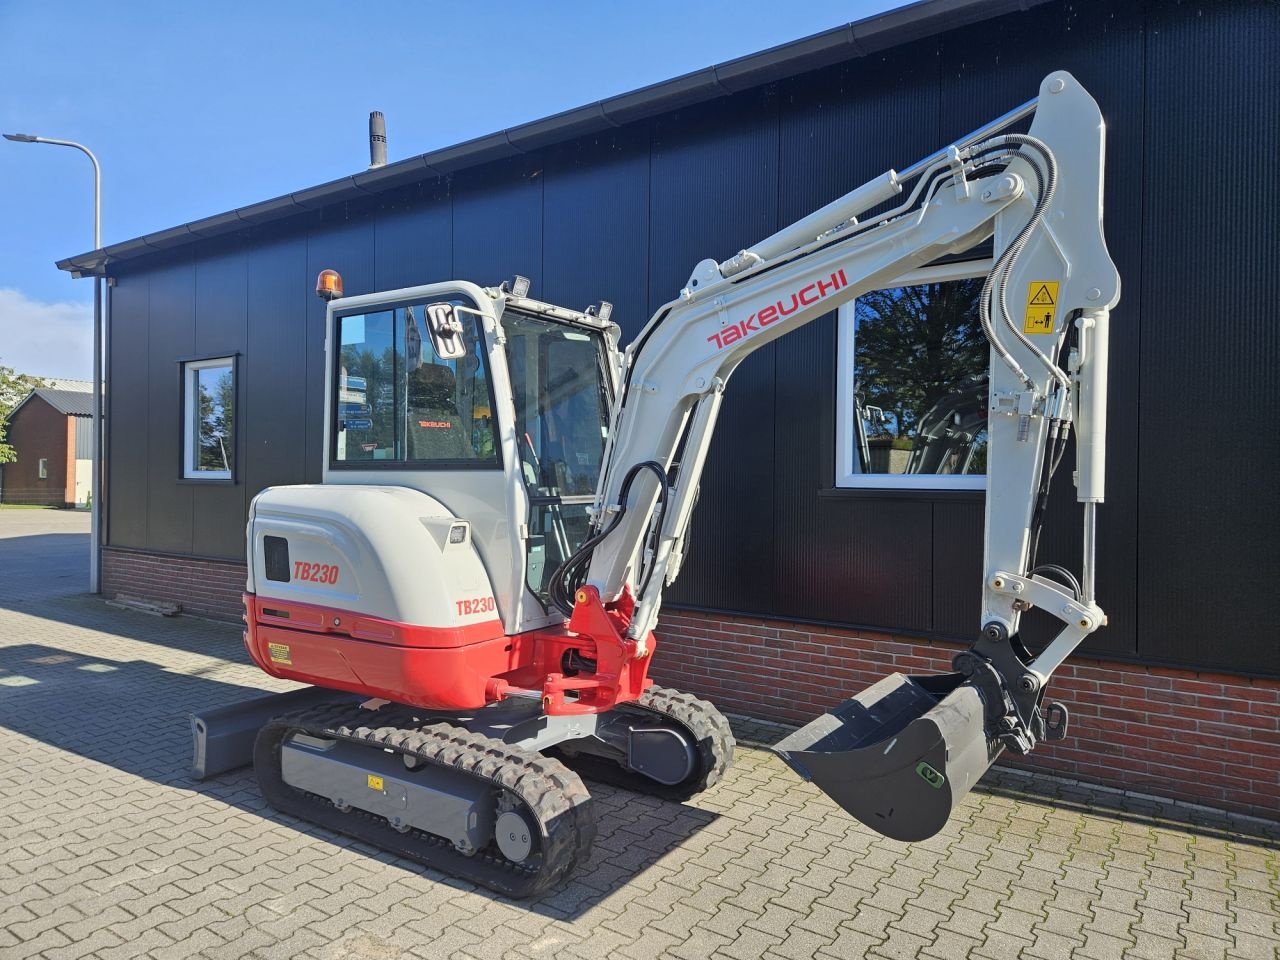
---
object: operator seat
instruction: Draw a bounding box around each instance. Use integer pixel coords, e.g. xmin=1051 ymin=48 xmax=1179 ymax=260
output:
xmin=407 ymin=364 xmax=474 ymax=461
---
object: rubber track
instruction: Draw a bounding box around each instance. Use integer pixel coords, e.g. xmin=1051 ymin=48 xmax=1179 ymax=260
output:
xmin=254 ymin=700 xmax=596 ymax=899
xmin=559 ymin=685 xmax=737 ymax=802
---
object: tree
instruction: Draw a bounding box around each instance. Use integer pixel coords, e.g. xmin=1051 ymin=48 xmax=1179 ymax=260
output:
xmin=195 ymin=367 xmax=235 ymax=471
xmin=853 ymin=278 xmax=987 ymax=440
xmin=0 ymin=364 xmax=49 ymax=464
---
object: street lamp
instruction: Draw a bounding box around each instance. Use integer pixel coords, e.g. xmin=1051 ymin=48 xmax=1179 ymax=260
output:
xmin=3 ymin=133 xmax=103 ymax=593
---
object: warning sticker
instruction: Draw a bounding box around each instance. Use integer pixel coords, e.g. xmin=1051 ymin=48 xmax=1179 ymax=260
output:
xmin=1023 ymin=281 xmax=1060 ymax=335
xmin=367 ymin=774 xmax=384 ymax=792
xmin=267 ymin=642 xmax=291 ymax=665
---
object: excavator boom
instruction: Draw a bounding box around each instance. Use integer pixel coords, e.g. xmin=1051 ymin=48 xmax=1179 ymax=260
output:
xmin=558 ymin=69 xmax=1119 ymax=839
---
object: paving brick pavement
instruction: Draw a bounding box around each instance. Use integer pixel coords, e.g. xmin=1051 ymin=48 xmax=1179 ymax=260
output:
xmin=2 ymin=511 xmax=1278 ymax=960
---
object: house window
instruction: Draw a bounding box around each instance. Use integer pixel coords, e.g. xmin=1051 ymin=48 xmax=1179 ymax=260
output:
xmin=836 ymin=261 xmax=992 ymax=490
xmin=37 ymin=459 xmax=48 ymax=480
xmin=182 ymin=357 xmax=235 ymax=480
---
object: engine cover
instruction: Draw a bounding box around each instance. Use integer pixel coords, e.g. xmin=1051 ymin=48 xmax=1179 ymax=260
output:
xmin=247 ymin=484 xmax=498 ymax=632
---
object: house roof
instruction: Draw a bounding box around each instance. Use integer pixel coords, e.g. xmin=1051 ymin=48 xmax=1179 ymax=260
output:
xmin=56 ymin=0 xmax=1048 ymax=279
xmin=10 ymin=388 xmax=95 ymax=419
xmin=43 ymin=378 xmax=94 ymax=393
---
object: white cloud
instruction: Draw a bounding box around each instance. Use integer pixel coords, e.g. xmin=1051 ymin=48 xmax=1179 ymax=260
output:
xmin=0 ymin=287 xmax=93 ymax=379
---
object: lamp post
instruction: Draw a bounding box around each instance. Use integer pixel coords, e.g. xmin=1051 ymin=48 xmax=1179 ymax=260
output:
xmin=3 ymin=133 xmax=103 ymax=593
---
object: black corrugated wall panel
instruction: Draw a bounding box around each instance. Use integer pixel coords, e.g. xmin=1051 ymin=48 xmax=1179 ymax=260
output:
xmin=932 ymin=499 xmax=985 ymax=637
xmin=542 ymin=127 xmax=651 ymax=342
xmin=373 ymin=190 xmax=453 ymax=292
xmin=1137 ymin=0 xmax=1280 ymax=674
xmin=451 ymin=159 xmax=543 ymax=290
xmin=106 ymin=273 xmax=150 ymax=548
xmin=245 ymin=237 xmax=310 ymax=500
xmin=771 ymin=42 xmax=943 ymax=633
xmin=648 ymin=88 xmax=780 ymax=615
xmin=145 ymin=259 xmax=196 ymax=554
xmin=192 ymin=249 xmax=249 ymax=559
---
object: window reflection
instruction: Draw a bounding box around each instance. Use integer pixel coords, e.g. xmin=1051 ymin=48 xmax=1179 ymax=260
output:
xmin=851 ymin=277 xmax=989 ymax=476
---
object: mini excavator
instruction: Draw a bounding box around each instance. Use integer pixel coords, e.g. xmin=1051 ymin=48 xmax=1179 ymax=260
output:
xmin=226 ymin=72 xmax=1118 ymax=895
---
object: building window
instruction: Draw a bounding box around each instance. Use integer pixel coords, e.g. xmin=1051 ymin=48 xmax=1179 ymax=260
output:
xmin=836 ymin=261 xmax=992 ymax=490
xmin=37 ymin=459 xmax=48 ymax=480
xmin=182 ymin=357 xmax=235 ymax=480
xmin=332 ymin=301 xmax=499 ymax=467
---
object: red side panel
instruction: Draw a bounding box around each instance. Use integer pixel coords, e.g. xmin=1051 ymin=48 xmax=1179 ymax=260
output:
xmin=243 ymin=590 xmax=654 ymax=716
xmin=250 ymin=596 xmax=502 ymax=648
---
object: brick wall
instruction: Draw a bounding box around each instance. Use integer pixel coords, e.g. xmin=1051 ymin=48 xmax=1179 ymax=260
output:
xmin=101 ymin=548 xmax=247 ymax=622
xmin=651 ymin=609 xmax=1280 ymax=822
xmin=2 ymin=397 xmax=70 ymax=506
xmin=95 ymin=548 xmax=1279 ymax=821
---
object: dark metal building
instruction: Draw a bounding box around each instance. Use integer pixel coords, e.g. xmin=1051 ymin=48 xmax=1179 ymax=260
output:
xmin=58 ymin=0 xmax=1280 ymax=816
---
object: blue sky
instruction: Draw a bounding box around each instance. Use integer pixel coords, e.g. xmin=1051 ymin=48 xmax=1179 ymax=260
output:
xmin=0 ymin=1 xmax=898 ymax=379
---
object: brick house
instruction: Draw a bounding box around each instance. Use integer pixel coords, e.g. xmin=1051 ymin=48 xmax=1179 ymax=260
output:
xmin=0 ymin=386 xmax=93 ymax=507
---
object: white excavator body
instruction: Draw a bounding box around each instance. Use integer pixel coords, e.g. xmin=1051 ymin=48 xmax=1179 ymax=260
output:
xmin=224 ymin=70 xmax=1120 ymax=893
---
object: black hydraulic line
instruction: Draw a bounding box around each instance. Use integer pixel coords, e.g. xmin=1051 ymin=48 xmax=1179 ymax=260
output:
xmin=1025 ymin=315 xmax=1082 ymax=572
xmin=549 ymin=460 xmax=669 ymax=617
xmin=1029 ymin=564 xmax=1082 ymax=600
xmin=1026 ymin=421 xmax=1070 ymax=570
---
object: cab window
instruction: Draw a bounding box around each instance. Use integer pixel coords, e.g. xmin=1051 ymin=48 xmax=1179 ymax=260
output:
xmin=332 ymin=301 xmax=499 ymax=466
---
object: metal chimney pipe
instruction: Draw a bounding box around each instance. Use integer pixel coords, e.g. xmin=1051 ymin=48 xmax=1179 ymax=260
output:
xmin=368 ymin=111 xmax=387 ymax=169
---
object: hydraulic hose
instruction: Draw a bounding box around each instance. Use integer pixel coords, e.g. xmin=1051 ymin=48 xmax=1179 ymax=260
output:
xmin=549 ymin=461 xmax=669 ymax=617
xmin=972 ymin=134 xmax=1070 ymax=392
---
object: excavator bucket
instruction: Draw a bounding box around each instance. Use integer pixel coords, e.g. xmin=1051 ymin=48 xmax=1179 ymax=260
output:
xmin=773 ymin=673 xmax=1000 ymax=842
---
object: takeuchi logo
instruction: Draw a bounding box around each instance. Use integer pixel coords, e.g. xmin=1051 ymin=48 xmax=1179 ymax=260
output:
xmin=706 ymin=270 xmax=848 ymax=350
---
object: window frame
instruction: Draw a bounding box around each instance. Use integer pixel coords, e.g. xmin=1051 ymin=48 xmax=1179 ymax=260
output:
xmin=835 ymin=259 xmax=993 ymax=492
xmin=327 ymin=296 xmax=504 ymax=472
xmin=180 ymin=355 xmax=237 ymax=482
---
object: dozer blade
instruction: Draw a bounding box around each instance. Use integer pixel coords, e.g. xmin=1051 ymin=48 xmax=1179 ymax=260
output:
xmin=772 ymin=673 xmax=1000 ymax=842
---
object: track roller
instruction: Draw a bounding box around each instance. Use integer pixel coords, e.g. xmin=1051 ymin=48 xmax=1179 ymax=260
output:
xmin=556 ymin=685 xmax=736 ymax=801
xmin=254 ymin=700 xmax=596 ymax=898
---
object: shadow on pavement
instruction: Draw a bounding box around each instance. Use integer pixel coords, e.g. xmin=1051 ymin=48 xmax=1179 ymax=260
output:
xmin=0 ymin=532 xmax=90 ymax=607
xmin=0 ymin=640 xmax=718 ymax=917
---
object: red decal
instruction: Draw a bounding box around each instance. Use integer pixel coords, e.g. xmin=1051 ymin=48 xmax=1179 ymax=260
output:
xmin=455 ymin=596 xmax=497 ymax=617
xmin=706 ymin=270 xmax=846 ymax=350
xmin=294 ymin=561 xmax=340 ymax=584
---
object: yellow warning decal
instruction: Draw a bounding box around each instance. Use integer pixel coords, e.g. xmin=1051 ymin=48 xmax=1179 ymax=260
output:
xmin=367 ymin=774 xmax=384 ymax=791
xmin=267 ymin=642 xmax=291 ymax=665
xmin=1024 ymin=281 xmax=1060 ymax=335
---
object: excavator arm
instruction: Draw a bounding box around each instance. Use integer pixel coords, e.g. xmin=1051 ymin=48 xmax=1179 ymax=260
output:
xmin=554 ymin=70 xmax=1120 ymax=839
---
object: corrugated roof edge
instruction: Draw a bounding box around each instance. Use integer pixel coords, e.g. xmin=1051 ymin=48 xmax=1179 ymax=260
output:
xmin=56 ymin=0 xmax=1048 ymax=278
xmin=8 ymin=387 xmax=96 ymax=419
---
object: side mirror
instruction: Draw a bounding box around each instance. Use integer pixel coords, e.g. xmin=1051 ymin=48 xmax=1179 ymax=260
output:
xmin=423 ymin=302 xmax=468 ymax=361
